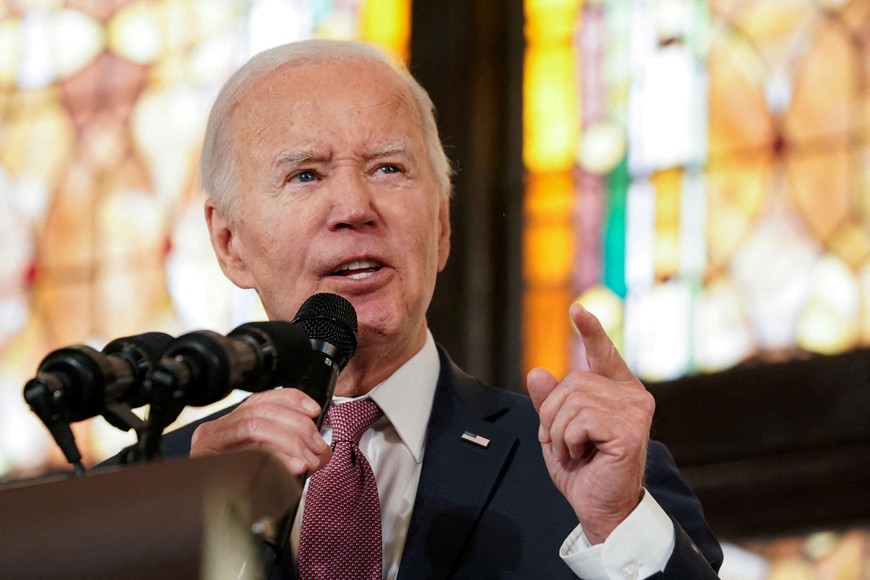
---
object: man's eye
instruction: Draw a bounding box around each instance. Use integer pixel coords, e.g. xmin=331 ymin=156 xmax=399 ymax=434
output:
xmin=377 ymin=164 xmax=401 ymax=175
xmin=295 ymin=170 xmax=318 ymax=183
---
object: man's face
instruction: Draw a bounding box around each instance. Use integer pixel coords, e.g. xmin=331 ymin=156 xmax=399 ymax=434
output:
xmin=207 ymin=59 xmax=450 ymax=359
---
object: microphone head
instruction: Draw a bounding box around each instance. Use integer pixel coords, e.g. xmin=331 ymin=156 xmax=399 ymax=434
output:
xmin=291 ymin=293 xmax=358 ymax=369
xmin=102 ymin=332 xmax=174 ymax=408
xmin=228 ymin=321 xmax=313 ymax=390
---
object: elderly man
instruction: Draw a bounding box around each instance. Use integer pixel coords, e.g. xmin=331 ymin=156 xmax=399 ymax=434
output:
xmin=157 ymin=39 xmax=722 ymax=579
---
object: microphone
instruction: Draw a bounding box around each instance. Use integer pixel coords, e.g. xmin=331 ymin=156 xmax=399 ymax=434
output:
xmin=22 ymin=332 xmax=174 ymax=471
xmin=289 ymin=292 xmax=358 ymax=427
xmin=146 ymin=321 xmax=314 ymax=418
xmin=265 ymin=292 xmax=358 ymax=569
xmin=137 ymin=321 xmax=315 ymax=462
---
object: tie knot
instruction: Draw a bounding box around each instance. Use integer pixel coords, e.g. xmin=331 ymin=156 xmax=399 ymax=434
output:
xmin=326 ymin=399 xmax=383 ymax=444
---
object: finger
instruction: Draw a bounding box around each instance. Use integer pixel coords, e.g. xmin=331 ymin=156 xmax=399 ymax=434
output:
xmin=570 ymin=303 xmax=635 ymax=382
xmin=527 ymin=367 xmax=560 ymax=443
xmin=249 ymin=387 xmax=324 ymax=419
xmin=546 ymin=385 xmax=607 ymax=463
xmin=527 ymin=367 xmax=559 ymax=412
xmin=279 ymin=436 xmax=333 ymax=474
xmin=190 ymin=399 xmax=330 ymax=469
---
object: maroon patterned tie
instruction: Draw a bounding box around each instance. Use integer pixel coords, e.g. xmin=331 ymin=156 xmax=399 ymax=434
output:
xmin=298 ymin=399 xmax=384 ymax=580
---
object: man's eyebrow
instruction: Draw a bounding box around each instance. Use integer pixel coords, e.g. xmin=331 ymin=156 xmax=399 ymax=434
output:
xmin=367 ymin=141 xmax=409 ymax=158
xmin=273 ymin=150 xmax=318 ymax=169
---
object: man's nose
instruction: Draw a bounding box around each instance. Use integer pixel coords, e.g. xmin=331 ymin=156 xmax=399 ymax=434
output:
xmin=327 ymin=171 xmax=378 ymax=230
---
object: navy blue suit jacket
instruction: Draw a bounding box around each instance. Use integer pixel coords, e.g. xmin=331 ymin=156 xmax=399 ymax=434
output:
xmin=155 ymin=346 xmax=723 ymax=578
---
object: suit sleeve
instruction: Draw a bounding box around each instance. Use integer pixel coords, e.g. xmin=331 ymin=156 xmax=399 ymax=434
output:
xmin=643 ymin=441 xmax=723 ymax=577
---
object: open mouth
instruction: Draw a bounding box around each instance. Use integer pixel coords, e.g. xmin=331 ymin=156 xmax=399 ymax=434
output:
xmin=332 ymin=259 xmax=383 ymax=280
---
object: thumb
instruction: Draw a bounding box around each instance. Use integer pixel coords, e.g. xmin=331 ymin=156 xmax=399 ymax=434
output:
xmin=527 ymin=367 xmax=559 ymax=412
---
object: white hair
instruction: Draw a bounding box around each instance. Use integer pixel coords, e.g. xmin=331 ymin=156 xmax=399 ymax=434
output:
xmin=199 ymin=39 xmax=453 ymax=218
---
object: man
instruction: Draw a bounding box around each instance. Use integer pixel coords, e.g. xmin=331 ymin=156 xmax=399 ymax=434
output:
xmin=157 ymin=39 xmax=722 ymax=578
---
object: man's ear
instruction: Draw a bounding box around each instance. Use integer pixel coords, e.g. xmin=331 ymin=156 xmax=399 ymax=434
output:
xmin=204 ymin=199 xmax=255 ymax=289
xmin=436 ymin=197 xmax=451 ymax=272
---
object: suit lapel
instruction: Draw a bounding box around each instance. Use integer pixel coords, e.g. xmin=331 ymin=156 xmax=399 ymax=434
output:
xmin=397 ymin=348 xmax=518 ymax=579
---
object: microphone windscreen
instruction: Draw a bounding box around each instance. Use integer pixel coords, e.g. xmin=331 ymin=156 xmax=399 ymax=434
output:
xmin=229 ymin=321 xmax=313 ymax=387
xmin=291 ymin=293 xmax=358 ymax=369
xmin=102 ymin=332 xmax=176 ymax=408
xmin=103 ymin=332 xmax=174 ymax=362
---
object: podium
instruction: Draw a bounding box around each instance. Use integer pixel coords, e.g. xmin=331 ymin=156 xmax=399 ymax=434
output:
xmin=0 ymin=449 xmax=301 ymax=579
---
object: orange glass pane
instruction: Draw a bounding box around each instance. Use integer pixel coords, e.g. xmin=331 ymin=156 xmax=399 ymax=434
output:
xmin=523 ymin=219 xmax=574 ymax=286
xmin=524 ymin=45 xmax=579 ymax=172
xmin=524 ymin=171 xmax=574 ymax=217
xmin=707 ymin=33 xmax=775 ymax=158
xmin=522 ymin=287 xmax=574 ymax=378
xmin=785 ymin=21 xmax=856 ymax=144
xmin=786 ymin=147 xmax=850 ymax=241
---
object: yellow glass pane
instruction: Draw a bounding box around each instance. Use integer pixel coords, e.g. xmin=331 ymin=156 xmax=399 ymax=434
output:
xmin=576 ymin=284 xmax=624 ymax=354
xmin=524 ymin=45 xmax=579 ymax=172
xmin=827 ymin=222 xmax=870 ymax=269
xmin=525 ymin=0 xmax=581 ymax=47
xmin=651 ymin=168 xmax=682 ymax=280
xmin=705 ymin=156 xmax=772 ymax=267
xmin=53 ymin=8 xmax=104 ymax=79
xmin=0 ymin=89 xmax=74 ymax=187
xmin=109 ymin=0 xmax=164 ymax=64
xmin=0 ymin=17 xmax=21 ymax=86
xmin=360 ymin=0 xmax=410 ymax=63
xmin=797 ymin=254 xmax=860 ymax=354
xmin=732 ymin=1 xmax=813 ymax=55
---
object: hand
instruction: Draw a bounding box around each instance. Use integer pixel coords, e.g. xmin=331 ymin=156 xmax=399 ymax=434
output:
xmin=527 ymin=303 xmax=655 ymax=544
xmin=190 ymin=388 xmax=332 ymax=477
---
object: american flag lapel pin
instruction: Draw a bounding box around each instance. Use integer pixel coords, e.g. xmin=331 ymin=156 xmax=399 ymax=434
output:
xmin=461 ymin=431 xmax=491 ymax=448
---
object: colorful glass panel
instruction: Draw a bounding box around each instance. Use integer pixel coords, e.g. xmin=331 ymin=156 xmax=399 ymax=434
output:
xmin=0 ymin=0 xmax=409 ymax=479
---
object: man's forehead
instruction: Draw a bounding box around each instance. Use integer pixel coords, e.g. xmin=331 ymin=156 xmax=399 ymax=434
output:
xmin=230 ymin=64 xmax=423 ymax=158
xmin=232 ymin=59 xmax=415 ymax=127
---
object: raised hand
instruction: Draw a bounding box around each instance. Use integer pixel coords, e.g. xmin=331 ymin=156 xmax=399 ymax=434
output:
xmin=527 ymin=303 xmax=655 ymax=544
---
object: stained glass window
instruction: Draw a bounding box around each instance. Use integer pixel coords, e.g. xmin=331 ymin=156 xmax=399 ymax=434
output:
xmin=721 ymin=528 xmax=870 ymax=580
xmin=523 ymin=0 xmax=870 ymax=383
xmin=523 ymin=0 xmax=870 ymax=577
xmin=0 ymin=0 xmax=410 ymax=479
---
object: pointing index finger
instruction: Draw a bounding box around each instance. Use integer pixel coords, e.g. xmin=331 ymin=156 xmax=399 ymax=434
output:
xmin=571 ymin=302 xmax=635 ymax=383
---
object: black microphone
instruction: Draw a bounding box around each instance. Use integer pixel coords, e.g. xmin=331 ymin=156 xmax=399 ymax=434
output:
xmin=22 ymin=332 xmax=174 ymax=472
xmin=289 ymin=292 xmax=358 ymax=427
xmin=265 ymin=292 xmax=358 ymax=569
xmin=148 ymin=320 xmax=314 ymax=406
xmin=140 ymin=321 xmax=315 ymax=458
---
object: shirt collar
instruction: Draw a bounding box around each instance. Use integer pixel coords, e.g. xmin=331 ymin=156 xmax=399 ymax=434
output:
xmin=332 ymin=330 xmax=440 ymax=463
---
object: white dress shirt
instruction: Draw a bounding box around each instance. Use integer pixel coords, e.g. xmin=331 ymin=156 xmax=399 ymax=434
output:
xmin=290 ymin=330 xmax=675 ymax=579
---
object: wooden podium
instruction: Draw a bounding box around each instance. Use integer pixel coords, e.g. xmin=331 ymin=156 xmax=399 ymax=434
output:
xmin=0 ymin=449 xmax=301 ymax=579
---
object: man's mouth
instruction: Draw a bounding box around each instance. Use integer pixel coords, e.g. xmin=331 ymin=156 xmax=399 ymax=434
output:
xmin=332 ymin=259 xmax=383 ymax=280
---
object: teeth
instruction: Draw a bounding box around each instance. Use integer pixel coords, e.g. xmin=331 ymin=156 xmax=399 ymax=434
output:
xmin=335 ymin=259 xmax=381 ymax=279
xmin=339 ymin=259 xmax=379 ymax=271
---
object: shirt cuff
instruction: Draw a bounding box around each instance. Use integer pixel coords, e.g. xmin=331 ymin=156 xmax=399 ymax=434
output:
xmin=559 ymin=490 xmax=675 ymax=580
